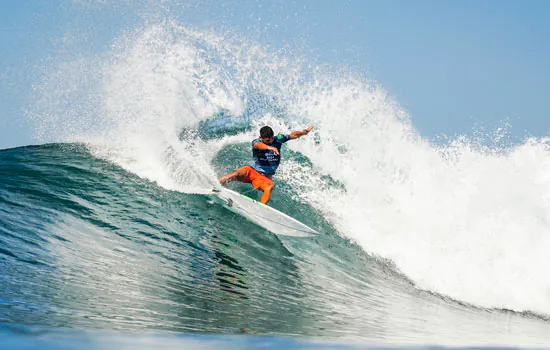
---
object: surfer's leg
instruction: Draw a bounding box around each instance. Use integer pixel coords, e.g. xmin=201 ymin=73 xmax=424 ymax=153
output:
xmin=258 ymin=181 xmax=274 ymax=204
xmin=219 ymin=171 xmax=238 ymax=185
xmin=247 ymin=168 xmax=274 ymax=204
xmin=219 ymin=166 xmax=251 ymax=185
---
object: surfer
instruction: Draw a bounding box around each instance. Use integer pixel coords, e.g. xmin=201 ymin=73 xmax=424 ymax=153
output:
xmin=219 ymin=125 xmax=315 ymax=204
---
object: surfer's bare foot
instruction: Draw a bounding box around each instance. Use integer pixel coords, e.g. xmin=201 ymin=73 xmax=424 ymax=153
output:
xmin=219 ymin=174 xmax=233 ymax=185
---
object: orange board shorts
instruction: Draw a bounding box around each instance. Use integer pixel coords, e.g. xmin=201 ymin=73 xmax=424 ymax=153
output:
xmin=238 ymin=166 xmax=274 ymax=190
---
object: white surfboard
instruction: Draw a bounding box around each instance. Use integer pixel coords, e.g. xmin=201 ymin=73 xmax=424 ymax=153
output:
xmin=211 ymin=188 xmax=319 ymax=237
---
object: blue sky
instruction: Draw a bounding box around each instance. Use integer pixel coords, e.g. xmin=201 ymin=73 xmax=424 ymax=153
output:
xmin=1 ymin=0 xmax=549 ymax=149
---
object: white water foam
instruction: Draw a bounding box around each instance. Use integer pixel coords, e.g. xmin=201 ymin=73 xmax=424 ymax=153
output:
xmin=29 ymin=20 xmax=550 ymax=317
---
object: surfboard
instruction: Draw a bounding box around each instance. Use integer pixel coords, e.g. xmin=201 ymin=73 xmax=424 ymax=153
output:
xmin=211 ymin=188 xmax=320 ymax=237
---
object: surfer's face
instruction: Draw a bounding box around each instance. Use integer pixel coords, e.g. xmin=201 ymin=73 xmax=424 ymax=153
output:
xmin=262 ymin=136 xmax=274 ymax=145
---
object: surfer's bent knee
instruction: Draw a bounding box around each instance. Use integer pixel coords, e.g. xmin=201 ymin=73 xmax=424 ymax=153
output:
xmin=262 ymin=180 xmax=274 ymax=192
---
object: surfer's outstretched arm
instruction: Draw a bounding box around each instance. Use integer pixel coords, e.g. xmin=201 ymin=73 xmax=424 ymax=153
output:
xmin=289 ymin=125 xmax=314 ymax=140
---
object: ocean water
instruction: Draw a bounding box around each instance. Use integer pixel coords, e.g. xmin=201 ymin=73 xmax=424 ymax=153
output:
xmin=3 ymin=12 xmax=550 ymax=349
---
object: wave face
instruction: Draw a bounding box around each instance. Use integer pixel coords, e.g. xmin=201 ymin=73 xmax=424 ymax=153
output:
xmin=5 ymin=19 xmax=550 ymax=346
xmin=2 ymin=143 xmax=550 ymax=346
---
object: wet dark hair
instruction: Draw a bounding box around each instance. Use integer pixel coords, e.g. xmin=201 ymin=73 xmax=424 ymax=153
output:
xmin=260 ymin=126 xmax=274 ymax=139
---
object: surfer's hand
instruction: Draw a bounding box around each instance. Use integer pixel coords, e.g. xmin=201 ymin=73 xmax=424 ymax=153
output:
xmin=270 ymin=147 xmax=279 ymax=156
xmin=305 ymin=125 xmax=314 ymax=134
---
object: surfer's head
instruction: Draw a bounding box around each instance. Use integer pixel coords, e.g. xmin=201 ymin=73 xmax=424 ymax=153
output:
xmin=260 ymin=126 xmax=274 ymax=145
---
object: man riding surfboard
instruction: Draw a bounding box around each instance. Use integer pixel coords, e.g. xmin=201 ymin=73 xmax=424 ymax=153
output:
xmin=219 ymin=125 xmax=314 ymax=204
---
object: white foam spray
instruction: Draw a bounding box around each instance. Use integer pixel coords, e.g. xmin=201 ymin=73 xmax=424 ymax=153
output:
xmin=29 ymin=19 xmax=550 ymax=317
